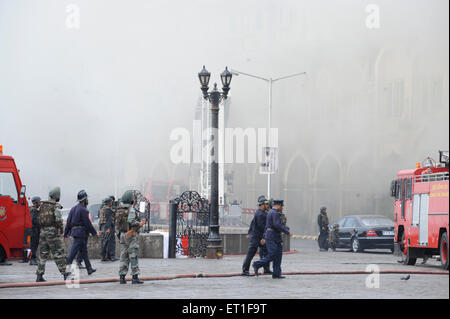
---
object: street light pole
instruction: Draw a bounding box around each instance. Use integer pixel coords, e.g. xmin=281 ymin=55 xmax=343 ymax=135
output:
xmin=231 ymin=69 xmax=306 ymax=200
xmin=198 ymin=66 xmax=232 ymax=259
xmin=268 ymin=78 xmax=272 ymax=199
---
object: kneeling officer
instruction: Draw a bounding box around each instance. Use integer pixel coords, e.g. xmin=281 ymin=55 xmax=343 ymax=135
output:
xmin=116 ymin=190 xmax=146 ymax=284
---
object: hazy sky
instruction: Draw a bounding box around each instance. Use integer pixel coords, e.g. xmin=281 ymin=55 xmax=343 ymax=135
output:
xmin=0 ymin=0 xmax=448 ymax=208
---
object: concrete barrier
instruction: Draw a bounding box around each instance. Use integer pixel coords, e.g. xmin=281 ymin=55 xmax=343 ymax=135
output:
xmin=220 ymin=233 xmax=291 ymax=255
xmin=37 ymin=230 xmax=290 ymax=259
xmin=61 ymin=233 xmax=164 ymax=259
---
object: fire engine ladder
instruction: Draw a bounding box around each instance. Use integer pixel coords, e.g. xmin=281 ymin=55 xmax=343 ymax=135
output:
xmin=413 ymin=172 xmax=449 ymax=183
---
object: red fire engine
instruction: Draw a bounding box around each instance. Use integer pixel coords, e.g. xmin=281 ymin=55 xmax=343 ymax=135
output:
xmin=391 ymin=151 xmax=449 ymax=269
xmin=0 ymin=145 xmax=32 ymax=263
xmin=145 ymin=179 xmax=187 ymax=223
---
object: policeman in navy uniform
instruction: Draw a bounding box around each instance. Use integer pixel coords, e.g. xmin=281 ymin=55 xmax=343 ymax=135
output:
xmin=241 ymin=195 xmax=272 ymax=276
xmin=253 ymin=199 xmax=291 ymax=279
xmin=29 ymin=196 xmax=41 ymax=266
xmin=64 ymin=190 xmax=98 ymax=275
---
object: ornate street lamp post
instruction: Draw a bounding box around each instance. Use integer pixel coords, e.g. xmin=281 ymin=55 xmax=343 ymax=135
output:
xmin=198 ymin=65 xmax=232 ymax=259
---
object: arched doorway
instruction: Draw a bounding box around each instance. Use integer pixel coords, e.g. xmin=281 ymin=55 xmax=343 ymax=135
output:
xmin=313 ymin=155 xmax=342 ymax=230
xmin=284 ymin=154 xmax=311 ymax=235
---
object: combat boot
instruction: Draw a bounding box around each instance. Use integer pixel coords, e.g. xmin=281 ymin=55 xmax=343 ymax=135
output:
xmin=132 ymin=275 xmax=144 ymax=284
xmin=252 ymin=264 xmax=260 ymax=277
xmin=263 ymin=269 xmax=273 ymax=275
xmin=87 ymin=268 xmax=96 ymax=275
xmin=36 ymin=274 xmax=46 ymax=282
xmin=120 ymin=275 xmax=126 ymax=284
xmin=77 ymin=261 xmax=86 ymax=269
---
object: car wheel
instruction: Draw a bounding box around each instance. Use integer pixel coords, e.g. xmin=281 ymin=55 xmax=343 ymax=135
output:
xmin=440 ymin=232 xmax=448 ymax=270
xmin=351 ymin=237 xmax=363 ymax=253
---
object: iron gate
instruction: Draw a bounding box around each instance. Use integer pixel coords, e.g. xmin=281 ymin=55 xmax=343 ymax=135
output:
xmin=169 ymin=191 xmax=209 ymax=258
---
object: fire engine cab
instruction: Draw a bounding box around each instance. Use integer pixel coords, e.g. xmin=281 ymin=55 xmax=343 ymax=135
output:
xmin=0 ymin=145 xmax=32 ymax=263
xmin=391 ymin=150 xmax=449 ymax=269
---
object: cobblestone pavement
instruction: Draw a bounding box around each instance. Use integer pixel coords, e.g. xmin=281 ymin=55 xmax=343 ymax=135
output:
xmin=0 ymin=239 xmax=448 ymax=299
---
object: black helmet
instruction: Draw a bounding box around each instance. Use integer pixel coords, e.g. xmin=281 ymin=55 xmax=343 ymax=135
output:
xmin=257 ymin=195 xmax=267 ymax=206
xmin=103 ymin=197 xmax=113 ymax=205
xmin=49 ymin=187 xmax=61 ymax=202
xmin=320 ymin=206 xmax=327 ymax=212
xmin=77 ymin=190 xmax=88 ymax=202
xmin=121 ymin=190 xmax=135 ymax=204
xmin=109 ymin=195 xmax=115 ymax=201
xmin=31 ymin=196 xmax=41 ymax=204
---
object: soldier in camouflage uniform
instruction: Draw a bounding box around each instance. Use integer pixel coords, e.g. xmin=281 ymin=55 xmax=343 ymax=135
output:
xmin=329 ymin=223 xmax=340 ymax=251
xmin=117 ymin=190 xmax=146 ymax=284
xmin=107 ymin=195 xmax=118 ymax=261
xmin=36 ymin=187 xmax=70 ymax=282
xmin=279 ymin=207 xmax=288 ymax=228
xmin=98 ymin=198 xmax=108 ymax=261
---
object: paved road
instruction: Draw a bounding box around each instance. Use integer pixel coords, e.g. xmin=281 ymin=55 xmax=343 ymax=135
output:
xmin=0 ymin=239 xmax=447 ymax=299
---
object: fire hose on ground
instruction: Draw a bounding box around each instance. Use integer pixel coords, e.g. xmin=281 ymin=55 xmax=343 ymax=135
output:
xmin=0 ymin=269 xmax=447 ymax=289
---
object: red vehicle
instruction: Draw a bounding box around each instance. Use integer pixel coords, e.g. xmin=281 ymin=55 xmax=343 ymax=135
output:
xmin=391 ymin=151 xmax=449 ymax=269
xmin=0 ymin=145 xmax=32 ymax=263
xmin=145 ymin=180 xmax=187 ymax=223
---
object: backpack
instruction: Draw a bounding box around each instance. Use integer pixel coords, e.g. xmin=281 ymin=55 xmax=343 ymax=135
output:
xmin=39 ymin=201 xmax=60 ymax=227
xmin=116 ymin=206 xmax=130 ymax=232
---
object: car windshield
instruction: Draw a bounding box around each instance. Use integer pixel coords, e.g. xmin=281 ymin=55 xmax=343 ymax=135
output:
xmin=0 ymin=172 xmax=18 ymax=202
xmin=360 ymin=217 xmax=394 ymax=226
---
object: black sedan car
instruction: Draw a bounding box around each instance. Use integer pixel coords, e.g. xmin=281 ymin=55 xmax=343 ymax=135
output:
xmin=332 ymin=215 xmax=395 ymax=253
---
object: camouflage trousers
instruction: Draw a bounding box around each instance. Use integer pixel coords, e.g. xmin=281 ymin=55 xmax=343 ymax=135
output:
xmin=119 ymin=232 xmax=140 ymax=276
xmin=36 ymin=227 xmax=67 ymax=276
